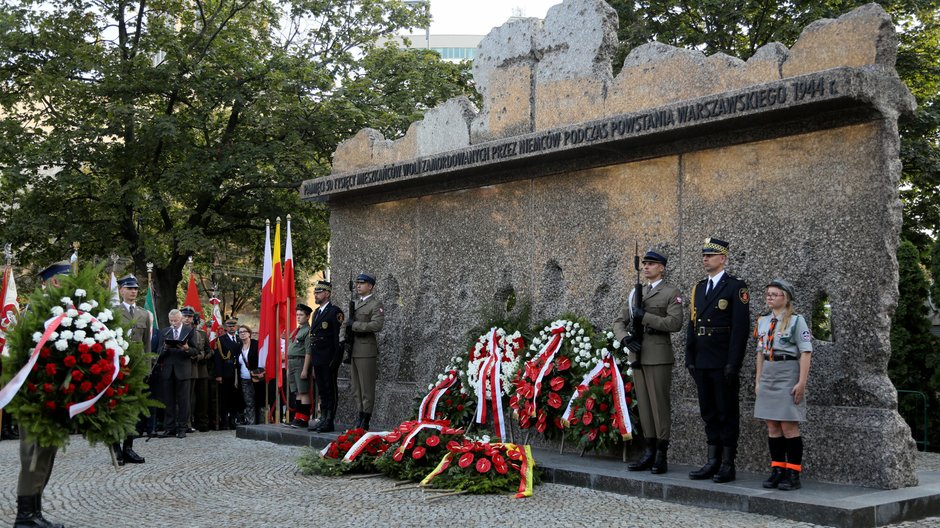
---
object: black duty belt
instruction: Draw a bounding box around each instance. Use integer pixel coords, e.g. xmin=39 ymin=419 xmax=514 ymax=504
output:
xmin=763 ymin=354 xmax=799 ymax=361
xmin=697 ymin=326 xmax=730 ymax=336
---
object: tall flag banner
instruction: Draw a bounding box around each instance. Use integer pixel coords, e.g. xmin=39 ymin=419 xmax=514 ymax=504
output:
xmin=284 ymin=217 xmax=297 ymax=337
xmin=109 ymin=271 xmax=120 ymax=307
xmin=269 ymin=220 xmax=284 ymax=384
xmin=208 ymin=297 xmax=224 ymax=349
xmin=0 ymin=268 xmax=19 ymax=354
xmin=144 ymin=286 xmax=158 ymax=331
xmin=184 ymin=273 xmax=204 ymax=318
xmin=258 ymin=222 xmax=275 ymax=374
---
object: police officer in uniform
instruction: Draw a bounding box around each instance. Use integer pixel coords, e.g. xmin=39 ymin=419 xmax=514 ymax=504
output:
xmin=686 ymin=238 xmax=750 ymax=483
xmin=13 ymin=262 xmax=70 ymax=528
xmin=215 ymin=319 xmax=241 ymax=429
xmin=345 ymin=273 xmax=384 ymax=430
xmin=287 ymin=303 xmax=313 ymax=428
xmin=308 ymin=281 xmax=343 ymax=432
xmin=613 ymin=250 xmax=683 ymax=474
xmin=113 ymin=275 xmax=150 ymax=465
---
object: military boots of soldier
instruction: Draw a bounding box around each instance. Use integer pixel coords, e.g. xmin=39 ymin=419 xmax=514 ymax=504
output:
xmin=14 ymin=495 xmax=65 ymax=528
xmin=310 ymin=411 xmax=334 ymax=433
xmin=689 ymin=444 xmax=722 ymax=480
xmin=626 ymin=438 xmax=656 ymax=471
xmin=712 ymin=446 xmax=737 ymax=483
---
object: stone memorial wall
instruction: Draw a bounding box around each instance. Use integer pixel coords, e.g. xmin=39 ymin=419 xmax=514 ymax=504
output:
xmin=302 ymin=0 xmax=918 ymax=488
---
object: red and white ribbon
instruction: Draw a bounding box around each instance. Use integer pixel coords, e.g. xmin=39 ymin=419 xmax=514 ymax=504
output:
xmin=528 ymin=324 xmax=566 ymax=415
xmin=0 ymin=314 xmax=64 ymax=410
xmin=418 ymin=369 xmax=458 ymax=421
xmin=395 ymin=422 xmax=445 ymax=457
xmin=319 ymin=430 xmax=390 ymax=460
xmin=474 ymin=328 xmax=507 ymax=440
xmin=562 ymin=351 xmax=633 ymax=438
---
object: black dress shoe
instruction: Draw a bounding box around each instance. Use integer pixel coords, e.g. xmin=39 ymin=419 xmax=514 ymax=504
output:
xmin=186 ymin=427 xmax=197 ymax=433
xmin=123 ymin=448 xmax=146 ymax=464
xmin=176 ymin=431 xmax=187 ymax=439
xmin=112 ymin=443 xmax=125 ymax=466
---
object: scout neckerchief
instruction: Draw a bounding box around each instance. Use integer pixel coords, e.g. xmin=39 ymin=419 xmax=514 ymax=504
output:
xmin=763 ymin=316 xmax=778 ymax=360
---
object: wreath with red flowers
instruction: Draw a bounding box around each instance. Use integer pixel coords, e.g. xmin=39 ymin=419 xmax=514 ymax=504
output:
xmin=411 ymin=370 xmax=475 ymax=427
xmin=563 ymin=333 xmax=637 ymax=453
xmin=0 ymin=265 xmax=157 ymax=448
xmin=298 ymin=427 xmax=391 ymax=476
xmin=509 ymin=316 xmax=599 ymax=440
xmin=420 ymin=438 xmax=540 ymax=497
xmin=373 ymin=420 xmax=465 ymax=482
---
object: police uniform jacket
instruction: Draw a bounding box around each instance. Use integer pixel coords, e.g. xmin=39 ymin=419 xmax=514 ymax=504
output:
xmin=613 ymin=281 xmax=683 ymax=365
xmin=192 ymin=328 xmax=211 ymax=379
xmin=685 ymin=273 xmax=751 ymax=370
xmin=118 ymin=303 xmax=152 ymax=353
xmin=159 ymin=325 xmax=197 ymax=379
xmin=308 ymin=302 xmax=343 ymax=366
xmin=347 ymin=295 xmax=384 ymax=359
xmin=214 ymin=332 xmax=240 ymax=380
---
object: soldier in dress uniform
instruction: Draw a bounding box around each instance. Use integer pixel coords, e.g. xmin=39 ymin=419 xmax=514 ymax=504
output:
xmin=13 ymin=261 xmax=70 ymax=528
xmin=287 ymin=303 xmax=313 ymax=428
xmin=345 ymin=273 xmax=384 ymax=430
xmin=215 ymin=318 xmax=241 ymax=428
xmin=308 ymin=281 xmax=343 ymax=432
xmin=613 ymin=250 xmax=683 ymax=474
xmin=182 ymin=306 xmax=211 ymax=432
xmin=686 ymin=238 xmax=751 ymax=483
xmin=112 ymin=275 xmax=150 ymax=465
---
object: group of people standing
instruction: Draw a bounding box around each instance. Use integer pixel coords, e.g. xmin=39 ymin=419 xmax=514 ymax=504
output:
xmin=614 ymin=237 xmax=813 ymax=491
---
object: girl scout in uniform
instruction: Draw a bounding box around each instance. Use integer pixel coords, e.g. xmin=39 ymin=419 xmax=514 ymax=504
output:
xmin=753 ymin=278 xmax=813 ymax=491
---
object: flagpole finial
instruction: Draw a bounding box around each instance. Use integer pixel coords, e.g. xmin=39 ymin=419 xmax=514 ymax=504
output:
xmin=3 ymin=243 xmax=12 ymax=266
xmin=286 ymin=214 xmax=291 ymax=221
xmin=146 ymin=262 xmax=153 ymax=274
xmin=266 ymin=218 xmax=270 ymax=227
xmin=276 ymin=216 xmax=281 ymax=224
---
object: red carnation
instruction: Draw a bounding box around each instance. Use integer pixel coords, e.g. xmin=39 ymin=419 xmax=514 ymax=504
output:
xmin=72 ymin=370 xmax=84 ymax=381
xmin=456 ymin=404 xmax=464 ymax=411
xmin=458 ymin=452 xmax=475 ymax=468
xmin=90 ymin=364 xmax=102 ymax=376
xmin=547 ymin=392 xmax=562 ymax=409
xmin=83 ymin=405 xmax=96 ymax=414
xmin=425 ymin=435 xmax=440 ymax=447
xmin=475 ymin=458 xmax=491 ymax=473
xmin=39 ymin=347 xmax=51 ymax=359
xmin=117 ymin=371 xmax=125 ymax=380
xmin=43 ymin=383 xmax=54 ymax=393
xmin=78 ymin=343 xmax=90 ymax=353
xmin=338 ymin=434 xmax=348 ymax=443
xmin=63 ymin=355 xmax=77 ymax=367
xmin=45 ymin=401 xmax=56 ymax=410
xmin=445 ymin=399 xmax=452 ymax=406
xmin=80 ymin=354 xmax=93 ymax=364
xmin=105 ymin=387 xmax=115 ymax=397
xmin=80 ymin=381 xmax=93 ymax=393
xmin=412 ymin=446 xmax=426 ymax=460
xmin=339 ymin=442 xmax=353 ymax=451
xmin=44 ymin=363 xmax=57 ymax=376
xmin=582 ymin=411 xmax=594 ymax=425
xmin=624 ymin=382 xmax=633 ymax=393
xmin=599 ymin=424 xmax=609 ymax=433
xmin=91 ymin=343 xmax=103 ymax=353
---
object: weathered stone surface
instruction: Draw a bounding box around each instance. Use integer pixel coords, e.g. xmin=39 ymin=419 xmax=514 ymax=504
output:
xmin=331 ymin=128 xmax=387 ymax=173
xmin=415 ymin=96 xmax=476 ymax=157
xmin=607 ymin=43 xmax=718 ymax=114
xmin=783 ymin=3 xmax=898 ymax=78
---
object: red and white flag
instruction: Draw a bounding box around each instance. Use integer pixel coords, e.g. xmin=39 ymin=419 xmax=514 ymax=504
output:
xmin=0 ymin=268 xmax=19 ymax=353
xmin=284 ymin=217 xmax=297 ymax=337
xmin=258 ymin=222 xmax=275 ymax=374
xmin=266 ymin=221 xmax=285 ymax=383
xmin=207 ymin=297 xmax=224 ymax=349
xmin=184 ymin=273 xmax=204 ymax=324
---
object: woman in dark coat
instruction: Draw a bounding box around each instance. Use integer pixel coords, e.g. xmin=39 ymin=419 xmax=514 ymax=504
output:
xmin=235 ymin=325 xmax=261 ymax=425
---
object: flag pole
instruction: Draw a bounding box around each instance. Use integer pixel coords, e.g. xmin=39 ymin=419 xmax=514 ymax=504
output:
xmin=274 ymin=216 xmax=282 ymax=426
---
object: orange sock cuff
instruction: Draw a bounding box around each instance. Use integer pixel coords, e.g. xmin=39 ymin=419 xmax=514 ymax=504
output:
xmin=771 ymin=461 xmax=788 ymax=468
xmin=786 ymin=463 xmax=802 ymax=472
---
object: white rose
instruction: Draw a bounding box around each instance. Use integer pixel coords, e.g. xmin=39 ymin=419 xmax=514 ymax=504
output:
xmin=626 ymin=368 xmax=633 ymax=376
xmin=51 ymin=306 xmax=64 ymax=316
xmin=54 ymin=339 xmax=69 ymax=351
xmin=428 ymin=384 xmax=434 ymax=391
xmin=613 ymin=340 xmax=621 ymax=349
xmin=606 ymin=331 xmax=614 ymax=339
xmin=32 ymin=332 xmax=43 ymax=343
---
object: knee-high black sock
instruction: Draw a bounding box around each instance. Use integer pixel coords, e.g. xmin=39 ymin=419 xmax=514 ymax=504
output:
xmin=768 ymin=435 xmax=786 ymax=466
xmin=786 ymin=436 xmax=803 ymax=470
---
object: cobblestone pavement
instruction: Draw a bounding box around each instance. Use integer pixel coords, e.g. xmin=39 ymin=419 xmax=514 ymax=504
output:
xmin=1 ymin=432 xmax=938 ymax=528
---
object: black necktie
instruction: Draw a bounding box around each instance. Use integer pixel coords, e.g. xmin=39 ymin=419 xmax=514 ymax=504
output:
xmin=706 ymin=279 xmax=714 ymax=297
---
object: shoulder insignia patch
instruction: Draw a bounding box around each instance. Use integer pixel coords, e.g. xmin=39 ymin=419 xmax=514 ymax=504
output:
xmin=379 ymin=307 xmax=384 ymax=314
xmin=675 ymin=296 xmax=683 ymax=304
xmin=337 ymin=313 xmax=345 ymax=323
xmin=739 ymin=288 xmax=750 ymax=304
xmin=801 ymin=330 xmax=812 ymax=342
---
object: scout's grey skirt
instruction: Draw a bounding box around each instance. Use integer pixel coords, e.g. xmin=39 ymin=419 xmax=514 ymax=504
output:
xmin=754 ymin=359 xmax=806 ymax=422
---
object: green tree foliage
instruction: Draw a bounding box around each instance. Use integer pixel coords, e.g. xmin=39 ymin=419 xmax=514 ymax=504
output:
xmin=606 ymin=1 xmax=940 ymax=247
xmin=0 ymin=0 xmax=476 ymax=324
xmin=889 ymin=240 xmax=940 ymax=450
xmin=932 ymin=237 xmax=940 ymax=307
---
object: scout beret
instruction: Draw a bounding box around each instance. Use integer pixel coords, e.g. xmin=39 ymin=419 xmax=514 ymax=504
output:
xmin=117 ymin=274 xmax=140 ymax=288
xmin=355 ymin=273 xmax=376 ymax=285
xmin=38 ymin=261 xmax=71 ymax=282
xmin=641 ymin=250 xmax=667 ymax=266
xmin=296 ymin=303 xmax=313 ymax=315
xmin=313 ymin=280 xmax=332 ymax=292
xmin=702 ymin=237 xmax=730 ymax=256
xmin=766 ymin=278 xmax=796 ymax=302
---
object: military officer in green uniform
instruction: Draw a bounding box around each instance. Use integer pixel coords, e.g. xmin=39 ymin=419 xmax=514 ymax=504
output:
xmin=287 ymin=303 xmax=313 ymax=428
xmin=345 ymin=273 xmax=384 ymax=431
xmin=14 ymin=261 xmax=70 ymax=528
xmin=113 ymin=275 xmax=150 ymax=465
xmin=614 ymin=250 xmax=683 ymax=474
xmin=686 ymin=238 xmax=751 ymax=483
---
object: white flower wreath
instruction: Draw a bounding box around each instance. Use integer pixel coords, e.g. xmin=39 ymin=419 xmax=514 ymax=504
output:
xmin=465 ymin=327 xmax=524 ymax=400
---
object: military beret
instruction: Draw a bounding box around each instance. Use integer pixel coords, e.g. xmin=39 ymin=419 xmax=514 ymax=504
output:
xmin=38 ymin=261 xmax=71 ymax=282
xmin=296 ymin=303 xmax=313 ymax=316
xmin=766 ymin=278 xmax=796 ymax=302
xmin=313 ymin=280 xmax=332 ymax=292
xmin=355 ymin=273 xmax=376 ymax=285
xmin=702 ymin=237 xmax=730 ymax=256
xmin=117 ymin=274 xmax=140 ymax=289
xmin=641 ymin=250 xmax=667 ymax=266
xmin=180 ymin=306 xmax=196 ymax=316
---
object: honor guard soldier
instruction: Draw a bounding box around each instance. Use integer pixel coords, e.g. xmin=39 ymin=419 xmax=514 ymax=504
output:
xmin=113 ymin=275 xmax=150 ymax=465
xmin=686 ymin=238 xmax=751 ymax=483
xmin=307 ymin=281 xmax=343 ymax=432
xmin=613 ymin=250 xmax=683 ymax=474
xmin=13 ymin=262 xmax=70 ymax=528
xmin=287 ymin=303 xmax=313 ymax=428
xmin=345 ymin=273 xmax=384 ymax=430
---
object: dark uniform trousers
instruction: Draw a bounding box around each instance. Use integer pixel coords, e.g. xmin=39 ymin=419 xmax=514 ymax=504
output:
xmin=17 ymin=428 xmax=56 ymax=496
xmin=686 ymin=273 xmax=750 ymax=448
xmin=309 ymin=303 xmax=343 ymax=418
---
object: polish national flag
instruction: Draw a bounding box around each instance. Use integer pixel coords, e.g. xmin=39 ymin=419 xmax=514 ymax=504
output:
xmin=258 ymin=222 xmax=275 ymax=375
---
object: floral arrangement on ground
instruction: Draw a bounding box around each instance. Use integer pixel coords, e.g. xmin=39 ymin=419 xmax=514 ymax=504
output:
xmin=373 ymin=420 xmax=465 ymax=482
xmin=298 ymin=427 xmax=390 ymax=476
xmin=0 ymin=265 xmax=157 ymax=448
xmin=421 ymin=436 xmax=539 ymax=497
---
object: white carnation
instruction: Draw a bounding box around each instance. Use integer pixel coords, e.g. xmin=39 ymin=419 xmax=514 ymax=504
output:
xmin=83 ymin=338 xmax=96 ymax=346
xmin=51 ymin=306 xmax=64 ymax=317
xmin=74 ymin=289 xmax=87 ymax=298
xmin=60 ymin=317 xmax=73 ymax=327
xmin=578 ymin=328 xmax=584 ymax=335
xmin=73 ymin=319 xmax=88 ymax=330
xmin=32 ymin=332 xmax=43 ymax=343
xmin=60 ymin=297 xmax=73 ymax=306
xmin=606 ymin=331 xmax=614 ymax=339
xmin=78 ymin=302 xmax=92 ymax=312
xmin=89 ymin=300 xmax=99 ymax=308
xmin=72 ymin=330 xmax=86 ymax=342
xmin=66 ymin=308 xmax=78 ymax=318
xmin=60 ymin=330 xmax=74 ymax=341
xmin=613 ymin=340 xmax=621 ymax=349
xmin=54 ymin=339 xmax=69 ymax=351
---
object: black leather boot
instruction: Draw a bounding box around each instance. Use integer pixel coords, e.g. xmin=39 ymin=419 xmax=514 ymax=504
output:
xmin=627 ymin=437 xmax=656 ymax=471
xmin=778 ymin=468 xmax=802 ymax=490
xmin=112 ymin=443 xmax=125 ymax=466
xmin=762 ymin=466 xmax=785 ymax=489
xmin=123 ymin=438 xmax=145 ymax=464
xmin=689 ymin=444 xmax=722 ymax=480
xmin=353 ymin=412 xmax=364 ymax=429
xmin=712 ymin=445 xmax=737 ymax=483
xmin=317 ymin=411 xmax=335 ymax=433
xmin=14 ymin=495 xmax=64 ymax=528
xmin=650 ymin=439 xmax=669 ymax=474
xmin=361 ymin=412 xmax=371 ymax=431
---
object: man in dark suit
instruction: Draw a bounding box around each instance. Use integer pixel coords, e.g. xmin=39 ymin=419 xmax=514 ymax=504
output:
xmin=686 ymin=238 xmax=751 ymax=483
xmin=308 ymin=281 xmax=343 ymax=432
xmin=159 ymin=308 xmax=197 ymax=438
